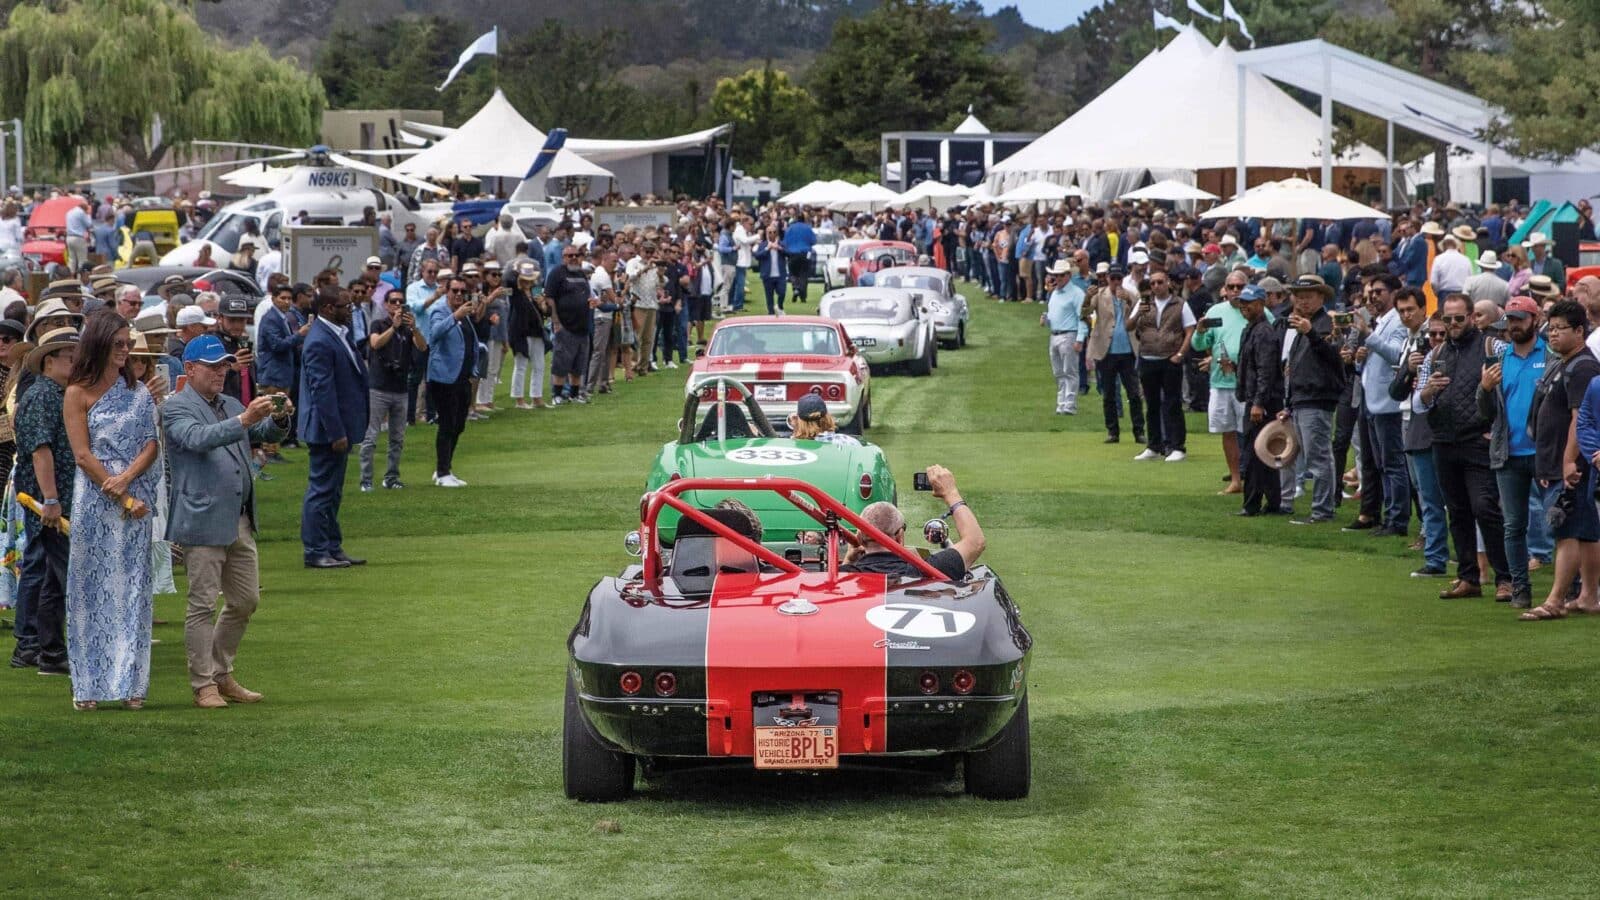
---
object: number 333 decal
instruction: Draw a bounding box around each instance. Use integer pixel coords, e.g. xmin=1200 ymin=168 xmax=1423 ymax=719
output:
xmin=866 ymin=603 xmax=977 ymax=638
xmin=725 ymin=448 xmax=818 ymax=466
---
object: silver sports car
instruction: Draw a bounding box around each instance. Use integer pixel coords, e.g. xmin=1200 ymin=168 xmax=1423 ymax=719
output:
xmin=876 ymin=266 xmax=969 ymax=349
xmin=818 ymin=287 xmax=939 ymax=376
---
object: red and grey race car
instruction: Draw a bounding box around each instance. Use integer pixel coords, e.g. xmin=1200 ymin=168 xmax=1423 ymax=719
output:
xmin=687 ymin=316 xmax=872 ymax=433
xmin=564 ymin=476 xmax=1033 ymax=801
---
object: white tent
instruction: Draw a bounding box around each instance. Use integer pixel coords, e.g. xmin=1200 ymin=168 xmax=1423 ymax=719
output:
xmin=1199 ymin=177 xmax=1384 ymax=221
xmin=834 ymin=182 xmax=899 ymax=213
xmin=398 ymin=90 xmax=612 ymax=189
xmin=996 ymin=179 xmax=1082 ymax=206
xmin=1119 ymin=179 xmax=1219 ymax=202
xmin=780 ymin=179 xmax=859 ymax=207
xmin=990 ymin=27 xmax=1389 ymax=201
xmin=953 ymin=113 xmax=989 ymax=134
xmin=1407 ymin=149 xmax=1600 ymax=206
xmin=893 ymin=180 xmax=971 ymax=209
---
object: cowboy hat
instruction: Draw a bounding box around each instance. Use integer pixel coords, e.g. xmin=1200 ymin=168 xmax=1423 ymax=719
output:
xmin=1289 ymin=274 xmax=1334 ymax=298
xmin=1045 ymin=259 xmax=1073 ymax=276
xmin=24 ymin=326 xmax=78 ymax=374
xmin=128 ymin=330 xmax=163 ymax=357
xmin=1451 ymin=225 xmax=1476 ymax=242
xmin=132 ymin=307 xmax=175 ymax=336
xmin=1522 ymin=231 xmax=1552 ymax=248
xmin=1419 ymin=221 xmax=1445 ymax=237
xmin=1254 ymin=418 xmax=1300 ymax=470
xmin=1477 ymin=249 xmax=1500 ymax=269
xmin=1527 ymin=274 xmax=1561 ymax=299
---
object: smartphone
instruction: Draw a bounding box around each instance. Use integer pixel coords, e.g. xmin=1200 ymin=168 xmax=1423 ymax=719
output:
xmin=1201 ymin=317 xmax=1223 ymax=328
xmin=913 ymin=471 xmax=931 ymax=492
xmin=271 ymin=393 xmax=287 ymax=412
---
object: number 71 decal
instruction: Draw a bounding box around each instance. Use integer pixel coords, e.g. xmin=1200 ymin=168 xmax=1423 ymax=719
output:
xmin=866 ymin=602 xmax=976 ymax=638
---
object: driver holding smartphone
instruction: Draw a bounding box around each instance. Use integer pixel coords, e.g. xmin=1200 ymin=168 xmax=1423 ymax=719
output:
xmin=843 ymin=465 xmax=985 ymax=582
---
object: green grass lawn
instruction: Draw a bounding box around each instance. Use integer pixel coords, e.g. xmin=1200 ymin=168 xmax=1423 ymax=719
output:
xmin=4 ymin=283 xmax=1598 ymax=898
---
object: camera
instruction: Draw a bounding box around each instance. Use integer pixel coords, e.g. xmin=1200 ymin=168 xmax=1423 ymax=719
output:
xmin=913 ymin=471 xmax=931 ymax=491
xmin=270 ymin=393 xmax=288 ymax=413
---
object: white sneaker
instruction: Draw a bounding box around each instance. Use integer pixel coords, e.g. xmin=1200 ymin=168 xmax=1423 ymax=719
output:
xmin=1062 ymin=407 xmax=1077 ymax=416
xmin=431 ymin=471 xmax=440 ymax=485
xmin=1164 ymin=450 xmax=1187 ymax=462
xmin=1133 ymin=449 xmax=1162 ymax=461
xmin=436 ymin=474 xmax=468 ymax=488
xmin=666 ymin=361 xmax=678 ymax=369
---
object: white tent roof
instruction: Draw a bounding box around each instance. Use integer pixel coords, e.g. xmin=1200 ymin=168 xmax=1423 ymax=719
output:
xmin=835 ymin=182 xmax=899 ymax=213
xmin=1199 ymin=177 xmax=1384 ymax=221
xmin=397 ymin=89 xmax=612 ymax=181
xmin=565 ymin=124 xmax=731 ymax=163
xmin=781 ymin=179 xmax=860 ymax=206
xmin=893 ymin=180 xmax=971 ymax=209
xmin=954 ymin=113 xmax=989 ymax=134
xmin=1408 ymin=148 xmax=1600 ymax=181
xmin=996 ymin=180 xmax=1082 ymax=205
xmin=993 ymin=28 xmax=1388 ymax=178
xmin=1120 ymin=179 xmax=1218 ymax=202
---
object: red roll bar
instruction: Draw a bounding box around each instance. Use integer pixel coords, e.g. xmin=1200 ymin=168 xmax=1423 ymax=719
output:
xmin=641 ymin=476 xmax=947 ymax=586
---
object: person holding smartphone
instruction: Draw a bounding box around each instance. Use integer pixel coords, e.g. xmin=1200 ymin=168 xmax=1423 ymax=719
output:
xmin=1191 ymin=269 xmax=1252 ymax=494
xmin=360 ymin=294 xmax=427 ymax=492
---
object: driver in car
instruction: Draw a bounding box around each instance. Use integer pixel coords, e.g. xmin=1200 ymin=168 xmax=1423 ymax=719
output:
xmin=787 ymin=393 xmax=860 ymax=446
xmin=844 ymin=465 xmax=984 ymax=582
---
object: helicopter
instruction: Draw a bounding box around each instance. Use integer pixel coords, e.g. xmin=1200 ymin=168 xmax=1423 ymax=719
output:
xmin=82 ymin=142 xmax=456 ymax=266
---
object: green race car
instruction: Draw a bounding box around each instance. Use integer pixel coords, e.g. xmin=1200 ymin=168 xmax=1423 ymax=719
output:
xmin=645 ymin=377 xmax=897 ymax=544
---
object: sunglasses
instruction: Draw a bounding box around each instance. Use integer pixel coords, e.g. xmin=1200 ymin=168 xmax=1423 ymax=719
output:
xmin=448 ymin=288 xmax=466 ymax=295
xmin=385 ymin=299 xmax=403 ymax=306
xmin=1440 ymin=314 xmax=1468 ymax=323
xmin=1428 ymin=331 xmax=1446 ymax=339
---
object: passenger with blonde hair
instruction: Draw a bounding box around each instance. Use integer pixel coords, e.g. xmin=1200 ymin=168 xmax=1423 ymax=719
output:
xmin=786 ymin=394 xmax=860 ymax=446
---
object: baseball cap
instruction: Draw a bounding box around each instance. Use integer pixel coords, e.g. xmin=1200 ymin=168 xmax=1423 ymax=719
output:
xmin=1202 ymin=242 xmax=1223 ymax=255
xmin=175 ymin=306 xmax=215 ymax=327
xmin=364 ymin=256 xmax=383 ymax=268
xmin=1257 ymin=276 xmax=1287 ymax=294
xmin=0 ymin=318 xmax=25 ymax=340
xmin=219 ymin=295 xmax=253 ymax=319
xmin=1238 ymin=285 xmax=1267 ymax=303
xmin=1129 ymin=251 xmax=1150 ymax=266
xmin=182 ymin=333 xmax=234 ymax=364
xmin=1094 ymin=262 xmax=1110 ymax=275
xmin=1505 ymin=296 xmax=1541 ymax=319
xmin=796 ymin=393 xmax=828 ymax=422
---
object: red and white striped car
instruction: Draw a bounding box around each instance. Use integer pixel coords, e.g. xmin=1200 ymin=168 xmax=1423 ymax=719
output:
xmin=687 ymin=316 xmax=872 ymax=433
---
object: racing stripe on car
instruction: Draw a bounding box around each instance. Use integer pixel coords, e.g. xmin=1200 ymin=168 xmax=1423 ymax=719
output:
xmin=755 ymin=365 xmax=786 ymax=382
xmin=704 ymin=571 xmax=889 ymax=757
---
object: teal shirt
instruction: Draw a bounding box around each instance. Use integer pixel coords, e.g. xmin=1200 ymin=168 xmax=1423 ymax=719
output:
xmin=1045 ymin=283 xmax=1088 ymax=339
xmin=1189 ymin=301 xmax=1257 ymax=389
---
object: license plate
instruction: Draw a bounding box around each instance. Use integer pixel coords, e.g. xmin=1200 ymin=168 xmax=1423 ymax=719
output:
xmin=854 ymin=337 xmax=877 ymax=347
xmin=753 ymin=725 xmax=838 ymax=769
xmin=755 ymin=384 xmax=786 ymax=402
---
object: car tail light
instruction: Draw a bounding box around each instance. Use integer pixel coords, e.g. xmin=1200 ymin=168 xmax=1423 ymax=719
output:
xmin=826 ymin=384 xmax=842 ymax=399
xmin=951 ymin=669 xmax=976 ymax=695
xmin=619 ymin=671 xmax=642 ymax=695
xmin=653 ymin=671 xmax=677 ymax=697
xmin=918 ymin=671 xmax=939 ymax=694
xmin=859 ymin=474 xmax=873 ymax=499
xmin=810 ymin=384 xmax=823 ymax=395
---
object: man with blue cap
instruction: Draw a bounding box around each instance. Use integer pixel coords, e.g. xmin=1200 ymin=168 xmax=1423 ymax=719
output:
xmin=1234 ymin=283 xmax=1288 ymax=516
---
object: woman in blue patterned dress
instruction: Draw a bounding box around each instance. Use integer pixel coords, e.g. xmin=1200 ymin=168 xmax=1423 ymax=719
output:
xmin=64 ymin=309 xmax=159 ymax=710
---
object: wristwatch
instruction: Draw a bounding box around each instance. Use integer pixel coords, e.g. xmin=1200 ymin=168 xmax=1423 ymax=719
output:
xmin=41 ymin=498 xmax=59 ymax=507
xmin=946 ymin=500 xmax=968 ymax=517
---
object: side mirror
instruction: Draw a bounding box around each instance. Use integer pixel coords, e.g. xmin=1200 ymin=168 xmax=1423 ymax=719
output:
xmin=923 ymin=518 xmax=950 ymax=548
xmin=624 ymin=531 xmax=644 ymax=557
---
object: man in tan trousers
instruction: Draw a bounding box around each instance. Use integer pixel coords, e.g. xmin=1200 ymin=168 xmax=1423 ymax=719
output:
xmin=162 ymin=335 xmax=291 ymax=708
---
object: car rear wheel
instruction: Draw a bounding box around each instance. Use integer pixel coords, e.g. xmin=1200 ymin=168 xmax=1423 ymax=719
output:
xmin=563 ymin=671 xmax=635 ymax=802
xmin=844 ymin=395 xmax=870 ymax=434
xmin=931 ymin=340 xmax=939 ymax=369
xmin=964 ymin=693 xmax=1030 ymax=800
xmin=958 ymin=321 xmax=967 ymax=347
xmin=909 ymin=341 xmax=933 ymax=377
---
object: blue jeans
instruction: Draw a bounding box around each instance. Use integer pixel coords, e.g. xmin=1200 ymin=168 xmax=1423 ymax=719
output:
xmin=301 ymin=442 xmax=349 ymax=559
xmin=761 ymin=275 xmax=785 ymax=314
xmin=731 ymin=267 xmax=747 ymax=311
xmin=997 ymin=261 xmax=1015 ymax=300
xmin=1495 ymin=455 xmax=1554 ymax=593
xmin=1527 ymin=485 xmax=1554 ymax=562
xmin=1407 ymin=448 xmax=1449 ymax=571
xmin=11 ymin=515 xmax=44 ymax=655
xmin=1367 ymin=412 xmax=1410 ymax=529
xmin=984 ymin=250 xmax=999 ymax=294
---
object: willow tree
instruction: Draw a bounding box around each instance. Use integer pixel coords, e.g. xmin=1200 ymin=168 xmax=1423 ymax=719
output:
xmin=0 ymin=0 xmax=325 ymax=176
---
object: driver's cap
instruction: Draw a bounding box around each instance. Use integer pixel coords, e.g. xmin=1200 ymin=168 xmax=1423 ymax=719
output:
xmin=797 ymin=393 xmax=828 ymax=422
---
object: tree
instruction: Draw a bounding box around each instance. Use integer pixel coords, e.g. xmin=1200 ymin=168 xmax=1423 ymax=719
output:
xmin=1457 ymin=0 xmax=1600 ymax=159
xmin=0 ymin=0 xmax=324 ymax=176
xmin=710 ymin=64 xmax=816 ymax=162
xmin=807 ymin=0 xmax=1022 ymax=169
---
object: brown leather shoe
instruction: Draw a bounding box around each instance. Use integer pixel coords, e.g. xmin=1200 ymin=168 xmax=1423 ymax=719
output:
xmin=1495 ymin=582 xmax=1514 ymax=602
xmin=194 ymin=684 xmax=228 ymax=709
xmin=217 ymin=676 xmax=262 ymax=703
xmin=1439 ymin=579 xmax=1483 ymax=600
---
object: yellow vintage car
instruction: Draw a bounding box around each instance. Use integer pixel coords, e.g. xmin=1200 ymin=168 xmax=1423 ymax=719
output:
xmin=115 ymin=207 xmax=182 ymax=268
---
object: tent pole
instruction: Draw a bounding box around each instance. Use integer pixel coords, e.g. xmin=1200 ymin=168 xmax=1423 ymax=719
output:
xmin=899 ymin=137 xmax=908 ymax=191
xmin=1320 ymin=53 xmax=1333 ymax=191
xmin=1385 ymin=120 xmax=1394 ymax=208
xmin=1235 ymin=64 xmax=1247 ymax=198
xmin=1483 ymin=141 xmax=1494 ymax=207
xmin=880 ymin=137 xmax=889 ymax=188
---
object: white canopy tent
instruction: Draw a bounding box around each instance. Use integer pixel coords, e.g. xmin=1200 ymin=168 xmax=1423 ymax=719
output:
xmin=397 ymin=90 xmax=613 ymax=193
xmin=1199 ymin=177 xmax=1385 ymax=221
xmin=996 ymin=179 xmax=1082 ymax=206
xmin=780 ymin=179 xmax=860 ymax=207
xmin=1119 ymin=179 xmax=1219 ymax=202
xmin=893 ymin=180 xmax=971 ymax=209
xmin=990 ymin=27 xmax=1391 ymax=202
xmin=834 ymin=182 xmax=900 ymax=213
xmin=1406 ymin=148 xmax=1600 ymax=206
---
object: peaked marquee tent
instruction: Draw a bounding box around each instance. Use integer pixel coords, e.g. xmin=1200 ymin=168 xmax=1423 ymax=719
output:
xmin=989 ymin=27 xmax=1392 ymax=202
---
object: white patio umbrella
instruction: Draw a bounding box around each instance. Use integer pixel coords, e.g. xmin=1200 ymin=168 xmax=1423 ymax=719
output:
xmin=963 ymin=184 xmax=999 ymax=206
xmin=1199 ymin=177 xmax=1382 ymax=221
xmin=833 ymin=182 xmax=899 ymax=213
xmin=893 ymin=179 xmax=971 ymax=210
xmin=1119 ymin=179 xmax=1218 ymax=202
xmin=995 ymin=179 xmax=1082 ymax=207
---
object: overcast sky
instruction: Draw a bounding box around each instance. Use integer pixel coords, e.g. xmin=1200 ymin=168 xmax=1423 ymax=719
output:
xmin=979 ymin=0 xmax=1100 ymax=30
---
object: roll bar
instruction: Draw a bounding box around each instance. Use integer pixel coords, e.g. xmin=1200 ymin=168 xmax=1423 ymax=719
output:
xmin=679 ymin=376 xmax=778 ymax=444
xmin=641 ymin=476 xmax=947 ymax=587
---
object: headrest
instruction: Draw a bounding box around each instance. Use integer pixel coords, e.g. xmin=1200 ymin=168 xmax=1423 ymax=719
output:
xmin=677 ymin=507 xmax=760 ymax=541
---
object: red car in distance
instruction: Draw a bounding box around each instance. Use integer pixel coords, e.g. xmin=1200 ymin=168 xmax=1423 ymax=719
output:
xmin=848 ymin=240 xmax=917 ymax=287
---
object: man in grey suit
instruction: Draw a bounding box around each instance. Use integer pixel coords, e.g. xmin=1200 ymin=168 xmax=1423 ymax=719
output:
xmin=163 ymin=334 xmax=291 ymax=710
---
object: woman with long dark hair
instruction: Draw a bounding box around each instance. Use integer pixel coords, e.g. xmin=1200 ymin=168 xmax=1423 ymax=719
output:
xmin=62 ymin=308 xmax=159 ymax=710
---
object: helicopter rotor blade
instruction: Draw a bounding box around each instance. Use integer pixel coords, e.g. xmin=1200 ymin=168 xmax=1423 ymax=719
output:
xmin=325 ymin=151 xmax=450 ymax=196
xmin=77 ymin=152 xmax=307 ymax=185
xmin=191 ymin=140 xmax=303 ymax=154
xmin=339 ymin=147 xmax=424 ymax=158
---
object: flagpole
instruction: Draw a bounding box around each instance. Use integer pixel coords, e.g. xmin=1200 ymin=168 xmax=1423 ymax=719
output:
xmin=492 ymin=26 xmax=499 ymax=88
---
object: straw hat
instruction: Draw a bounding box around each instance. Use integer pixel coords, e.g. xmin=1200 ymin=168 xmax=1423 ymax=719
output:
xmin=1451 ymin=225 xmax=1476 ymax=242
xmin=1254 ymin=418 xmax=1300 ymax=470
xmin=1527 ymin=275 xmax=1561 ymax=299
xmin=1522 ymin=231 xmax=1552 ymax=248
xmin=128 ymin=330 xmax=163 ymax=357
xmin=24 ymin=326 xmax=78 ymax=374
xmin=1419 ymin=221 xmax=1445 ymax=237
xmin=1477 ymin=249 xmax=1500 ymax=269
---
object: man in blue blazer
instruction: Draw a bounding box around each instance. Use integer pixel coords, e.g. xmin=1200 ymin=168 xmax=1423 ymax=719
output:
xmin=254 ymin=283 xmax=305 ymax=461
xmin=298 ymin=288 xmax=369 ymax=568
